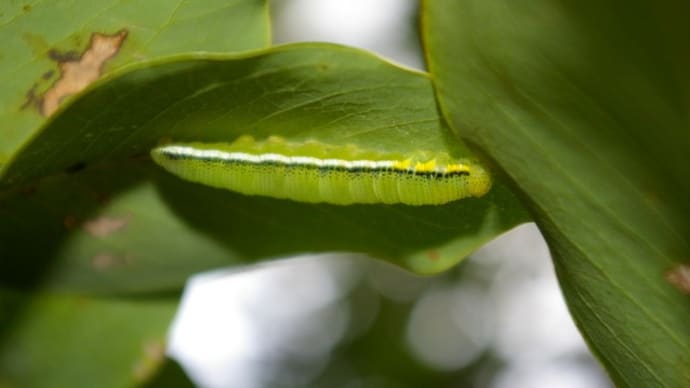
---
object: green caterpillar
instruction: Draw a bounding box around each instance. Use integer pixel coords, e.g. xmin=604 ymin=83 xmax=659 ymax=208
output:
xmin=150 ymin=136 xmax=491 ymax=206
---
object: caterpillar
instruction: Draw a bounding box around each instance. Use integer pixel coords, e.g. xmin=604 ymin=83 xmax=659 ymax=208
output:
xmin=150 ymin=136 xmax=491 ymax=206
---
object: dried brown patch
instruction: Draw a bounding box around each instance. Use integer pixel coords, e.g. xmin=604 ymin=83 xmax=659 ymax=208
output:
xmin=665 ymin=264 xmax=690 ymax=295
xmin=41 ymin=30 xmax=128 ymax=116
xmin=83 ymin=215 xmax=129 ymax=237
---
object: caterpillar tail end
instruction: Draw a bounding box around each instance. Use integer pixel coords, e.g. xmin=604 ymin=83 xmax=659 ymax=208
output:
xmin=468 ymin=164 xmax=492 ymax=198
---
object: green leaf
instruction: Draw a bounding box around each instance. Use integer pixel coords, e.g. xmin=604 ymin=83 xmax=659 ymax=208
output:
xmin=0 ymin=290 xmax=178 ymax=388
xmin=423 ymin=1 xmax=690 ymax=386
xmin=0 ymin=0 xmax=270 ymax=163
xmin=0 ymin=43 xmax=528 ymax=293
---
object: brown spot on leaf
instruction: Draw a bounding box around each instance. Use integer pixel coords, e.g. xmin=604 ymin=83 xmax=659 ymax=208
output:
xmin=91 ymin=253 xmax=115 ymax=270
xmin=90 ymin=252 xmax=132 ymax=270
xmin=427 ymin=250 xmax=440 ymax=261
xmin=665 ymin=264 xmax=690 ymax=295
xmin=94 ymin=192 xmax=111 ymax=205
xmin=19 ymin=184 xmax=38 ymax=196
xmin=21 ymin=82 xmax=41 ymax=111
xmin=63 ymin=215 xmax=79 ymax=229
xmin=132 ymin=339 xmax=166 ymax=382
xmin=47 ymin=48 xmax=80 ymax=62
xmin=41 ymin=30 xmax=128 ymax=116
xmin=83 ymin=215 xmax=129 ymax=237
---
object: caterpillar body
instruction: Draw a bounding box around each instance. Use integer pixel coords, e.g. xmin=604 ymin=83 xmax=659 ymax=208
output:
xmin=150 ymin=136 xmax=491 ymax=206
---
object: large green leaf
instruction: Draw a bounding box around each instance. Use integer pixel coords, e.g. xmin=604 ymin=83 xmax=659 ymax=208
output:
xmin=0 ymin=0 xmax=269 ymax=163
xmin=0 ymin=290 xmax=179 ymax=388
xmin=423 ymin=1 xmax=690 ymax=386
xmin=0 ymin=43 xmax=528 ymax=294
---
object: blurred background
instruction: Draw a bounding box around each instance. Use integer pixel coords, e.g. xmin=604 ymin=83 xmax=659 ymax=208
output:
xmin=167 ymin=1 xmax=612 ymax=387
